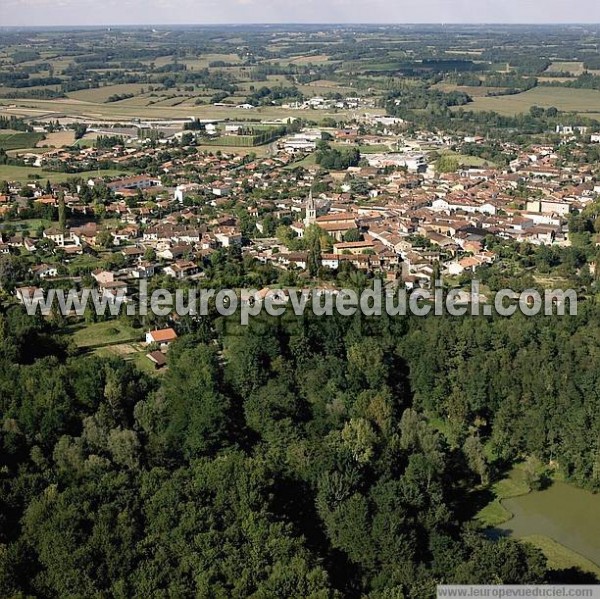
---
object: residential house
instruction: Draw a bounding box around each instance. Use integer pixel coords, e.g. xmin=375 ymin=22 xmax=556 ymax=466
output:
xmin=146 ymin=328 xmax=178 ymax=347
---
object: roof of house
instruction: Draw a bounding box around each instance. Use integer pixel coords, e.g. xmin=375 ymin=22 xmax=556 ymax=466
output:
xmin=334 ymin=241 xmax=374 ymax=250
xmin=148 ymin=328 xmax=178 ymax=343
xmin=146 ymin=351 xmax=167 ymax=366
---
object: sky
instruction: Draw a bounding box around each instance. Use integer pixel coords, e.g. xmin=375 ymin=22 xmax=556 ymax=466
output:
xmin=1 ymin=0 xmax=600 ymax=27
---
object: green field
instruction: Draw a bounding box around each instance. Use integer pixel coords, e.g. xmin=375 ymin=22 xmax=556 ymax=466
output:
xmin=438 ymin=150 xmax=497 ymax=168
xmin=195 ymin=143 xmax=271 ymax=157
xmin=0 ymin=218 xmax=58 ymax=232
xmin=286 ymin=54 xmax=333 ymax=65
xmin=522 ymin=535 xmax=600 ymax=578
xmin=69 ymin=321 xmax=142 ymax=349
xmin=92 ymin=342 xmax=164 ymax=375
xmin=67 ymin=83 xmax=150 ymax=103
xmin=458 ymin=86 xmax=600 ymax=116
xmin=284 ymin=153 xmax=317 ymax=169
xmin=130 ymin=347 xmax=166 ymax=375
xmin=0 ymin=165 xmax=132 ymax=184
xmin=475 ymin=466 xmax=530 ymax=528
xmin=434 ymin=83 xmax=510 ymax=98
xmin=0 ymin=132 xmax=45 ymax=150
xmin=357 ymin=144 xmax=394 ymax=154
xmin=204 ymin=130 xmax=281 ymax=147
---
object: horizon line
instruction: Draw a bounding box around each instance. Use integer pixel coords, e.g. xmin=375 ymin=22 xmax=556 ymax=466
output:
xmin=2 ymin=22 xmax=600 ymax=28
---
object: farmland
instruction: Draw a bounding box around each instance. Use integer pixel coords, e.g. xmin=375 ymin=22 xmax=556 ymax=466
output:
xmin=0 ymin=131 xmax=45 ymax=150
xmin=0 ymin=98 xmax=375 ymax=124
xmin=433 ymin=83 xmax=510 ymax=98
xmin=67 ymin=83 xmax=149 ymax=103
xmin=0 ymin=165 xmax=132 ymax=184
xmin=36 ymin=130 xmax=76 ymax=148
xmin=456 ymin=86 xmax=600 ymax=116
xmin=545 ymin=61 xmax=586 ymax=75
xmin=1 ymin=25 xmax=600 ymax=136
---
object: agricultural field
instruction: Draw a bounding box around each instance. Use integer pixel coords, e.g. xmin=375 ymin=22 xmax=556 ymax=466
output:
xmin=537 ymin=76 xmax=576 ymax=83
xmin=296 ymin=80 xmax=357 ymax=97
xmin=545 ymin=61 xmax=586 ymax=75
xmin=67 ymin=84 xmax=150 ymax=103
xmin=171 ymin=53 xmax=243 ymax=69
xmin=36 ymin=130 xmax=76 ymax=148
xmin=0 ymin=26 xmax=599 ymax=151
xmin=433 ymin=83 xmax=510 ymax=98
xmin=286 ymin=54 xmax=333 ymax=65
xmin=0 ymin=165 xmax=132 ymax=184
xmin=0 ymin=131 xmax=45 ymax=150
xmin=458 ymin=86 xmax=600 ymax=116
xmin=0 ymin=97 xmax=377 ymax=124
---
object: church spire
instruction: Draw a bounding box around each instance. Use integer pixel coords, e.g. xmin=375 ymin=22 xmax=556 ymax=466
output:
xmin=304 ymin=190 xmax=316 ymax=226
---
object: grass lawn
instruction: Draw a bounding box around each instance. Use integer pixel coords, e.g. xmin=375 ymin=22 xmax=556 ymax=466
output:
xmin=68 ymin=320 xmax=142 ymax=349
xmin=456 ymin=86 xmax=600 ymax=116
xmin=130 ymin=349 xmax=166 ymax=376
xmin=438 ymin=150 xmax=497 ymax=168
xmin=65 ymin=253 xmax=104 ymax=274
xmin=522 ymin=535 xmax=600 ymax=578
xmin=93 ymin=342 xmax=166 ymax=376
xmin=0 ymin=165 xmax=132 ymax=184
xmin=475 ymin=465 xmax=530 ymax=528
xmin=285 ymin=153 xmax=317 ymax=169
xmin=456 ymin=155 xmax=496 ymax=168
xmin=0 ymin=218 xmax=58 ymax=233
xmin=196 ymin=143 xmax=271 ymax=157
xmin=73 ymin=137 xmax=99 ymax=148
xmin=358 ymin=144 xmax=394 ymax=154
xmin=533 ymin=274 xmax=573 ymax=288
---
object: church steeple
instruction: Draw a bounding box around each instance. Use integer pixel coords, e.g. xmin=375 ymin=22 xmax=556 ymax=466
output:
xmin=304 ymin=190 xmax=316 ymax=226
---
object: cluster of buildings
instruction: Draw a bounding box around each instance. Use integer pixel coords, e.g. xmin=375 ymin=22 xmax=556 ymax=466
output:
xmin=281 ymin=96 xmax=376 ymax=111
xmin=2 ymin=122 xmax=599 ymax=327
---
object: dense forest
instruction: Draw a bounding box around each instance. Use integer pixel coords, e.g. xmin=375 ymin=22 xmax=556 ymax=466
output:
xmin=2 ymin=293 xmax=600 ymax=598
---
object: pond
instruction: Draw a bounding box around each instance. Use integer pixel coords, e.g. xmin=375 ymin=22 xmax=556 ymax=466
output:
xmin=495 ymin=481 xmax=600 ymax=567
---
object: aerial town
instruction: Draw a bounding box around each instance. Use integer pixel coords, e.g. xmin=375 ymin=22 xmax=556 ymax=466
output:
xmin=3 ymin=23 xmax=600 ymax=598
xmin=3 ymin=113 xmax=599 ymax=330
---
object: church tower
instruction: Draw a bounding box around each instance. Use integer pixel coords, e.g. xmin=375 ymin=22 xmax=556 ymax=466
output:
xmin=304 ymin=190 xmax=316 ymax=227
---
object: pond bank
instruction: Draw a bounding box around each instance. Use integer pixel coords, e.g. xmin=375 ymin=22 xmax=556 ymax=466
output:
xmin=476 ymin=466 xmax=600 ymax=578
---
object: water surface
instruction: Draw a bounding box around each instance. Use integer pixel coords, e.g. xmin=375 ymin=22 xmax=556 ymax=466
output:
xmin=497 ymin=481 xmax=600 ymax=566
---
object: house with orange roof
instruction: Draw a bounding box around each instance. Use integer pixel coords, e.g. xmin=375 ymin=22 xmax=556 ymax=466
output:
xmin=145 ymin=328 xmax=178 ymax=347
